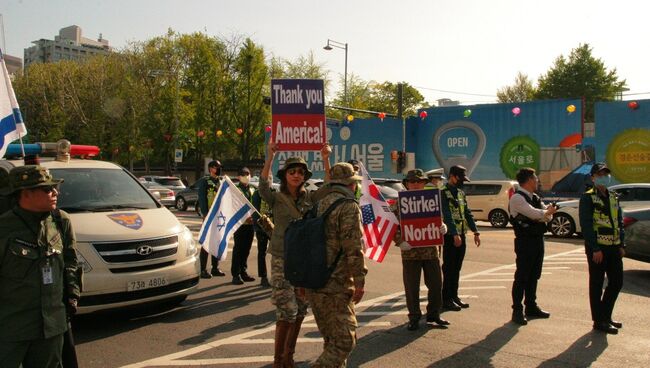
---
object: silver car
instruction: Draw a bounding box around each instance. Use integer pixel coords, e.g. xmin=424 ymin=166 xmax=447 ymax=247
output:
xmin=142 ymin=182 xmax=176 ymax=208
xmin=623 ymin=207 xmax=650 ymax=263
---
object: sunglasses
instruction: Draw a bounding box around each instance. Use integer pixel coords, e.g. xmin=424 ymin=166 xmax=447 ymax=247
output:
xmin=287 ymin=168 xmax=305 ymax=176
xmin=38 ymin=185 xmax=59 ymax=194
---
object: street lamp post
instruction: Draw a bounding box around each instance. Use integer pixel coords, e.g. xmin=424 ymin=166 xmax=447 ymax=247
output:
xmin=323 ymin=39 xmax=348 ymax=109
xmin=149 ymin=69 xmax=180 ymax=175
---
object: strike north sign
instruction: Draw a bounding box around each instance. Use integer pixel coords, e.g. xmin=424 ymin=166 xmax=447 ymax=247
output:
xmin=271 ymin=79 xmax=325 ymax=151
xmin=398 ymin=189 xmax=444 ymax=247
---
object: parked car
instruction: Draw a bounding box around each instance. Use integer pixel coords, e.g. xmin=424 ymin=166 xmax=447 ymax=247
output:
xmin=142 ymin=182 xmax=176 ymax=208
xmin=175 ymin=182 xmax=200 ymax=212
xmin=374 ymin=178 xmax=406 ymax=192
xmin=463 ymin=180 xmax=519 ymax=228
xmin=549 ymin=183 xmax=650 ymax=238
xmin=140 ymin=175 xmax=186 ymax=195
xmin=622 ymin=207 xmax=650 ymax=263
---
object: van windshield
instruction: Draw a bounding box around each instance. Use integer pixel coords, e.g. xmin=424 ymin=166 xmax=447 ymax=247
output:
xmin=51 ymin=168 xmax=159 ymax=212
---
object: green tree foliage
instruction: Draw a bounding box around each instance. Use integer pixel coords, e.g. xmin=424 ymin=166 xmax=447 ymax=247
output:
xmin=534 ymin=43 xmax=626 ymax=122
xmin=497 ymin=72 xmax=536 ymax=103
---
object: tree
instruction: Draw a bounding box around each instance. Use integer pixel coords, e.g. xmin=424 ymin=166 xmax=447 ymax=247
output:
xmin=535 ymin=43 xmax=626 ymax=122
xmin=497 ymin=72 xmax=536 ymax=103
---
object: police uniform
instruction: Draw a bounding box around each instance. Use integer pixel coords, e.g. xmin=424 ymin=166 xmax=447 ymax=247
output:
xmin=197 ymin=172 xmax=222 ymax=276
xmin=579 ymin=163 xmax=624 ymax=333
xmin=0 ymin=165 xmax=80 ymax=368
xmin=509 ymin=187 xmax=551 ymax=323
xmin=440 ymin=171 xmax=478 ymax=309
xmin=306 ymin=163 xmax=367 ymax=368
xmin=231 ymin=180 xmax=256 ymax=284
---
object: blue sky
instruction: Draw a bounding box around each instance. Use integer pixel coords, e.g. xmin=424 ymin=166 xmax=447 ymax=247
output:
xmin=3 ymin=0 xmax=649 ymax=104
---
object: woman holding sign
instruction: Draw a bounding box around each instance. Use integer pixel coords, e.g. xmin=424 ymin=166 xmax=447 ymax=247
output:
xmin=259 ymin=140 xmax=331 ymax=368
xmin=393 ymin=169 xmax=449 ymax=331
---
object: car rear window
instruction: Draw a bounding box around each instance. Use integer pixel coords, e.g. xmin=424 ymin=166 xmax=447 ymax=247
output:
xmin=154 ymin=178 xmax=184 ymax=187
xmin=464 ymin=184 xmax=502 ymax=196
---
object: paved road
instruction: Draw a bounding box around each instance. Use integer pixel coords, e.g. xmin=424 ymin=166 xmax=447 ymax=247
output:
xmin=73 ymin=210 xmax=650 ymax=368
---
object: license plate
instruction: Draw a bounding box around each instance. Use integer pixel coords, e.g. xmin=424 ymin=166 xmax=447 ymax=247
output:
xmin=127 ymin=276 xmax=167 ymax=291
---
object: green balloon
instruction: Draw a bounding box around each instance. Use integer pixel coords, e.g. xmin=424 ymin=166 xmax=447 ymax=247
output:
xmin=463 ymin=109 xmax=472 ymax=118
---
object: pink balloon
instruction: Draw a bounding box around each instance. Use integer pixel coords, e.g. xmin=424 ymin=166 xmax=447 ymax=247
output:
xmin=512 ymin=107 xmax=521 ymax=116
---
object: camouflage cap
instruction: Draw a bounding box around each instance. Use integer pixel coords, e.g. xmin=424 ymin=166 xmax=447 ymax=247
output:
xmin=9 ymin=165 xmax=64 ymax=193
xmin=329 ymin=162 xmax=362 ymax=185
xmin=403 ymin=169 xmax=429 ymax=184
xmin=0 ymin=169 xmax=10 ymax=196
xmin=276 ymin=157 xmax=312 ymax=181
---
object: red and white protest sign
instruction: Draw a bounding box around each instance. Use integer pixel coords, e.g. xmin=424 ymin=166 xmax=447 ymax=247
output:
xmin=398 ymin=189 xmax=444 ymax=247
xmin=271 ymin=79 xmax=325 ymax=151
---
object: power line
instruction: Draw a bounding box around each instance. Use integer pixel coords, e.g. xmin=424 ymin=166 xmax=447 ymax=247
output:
xmin=413 ymin=85 xmax=497 ymax=98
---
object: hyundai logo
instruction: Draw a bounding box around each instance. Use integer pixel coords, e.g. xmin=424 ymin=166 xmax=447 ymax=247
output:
xmin=136 ymin=245 xmax=153 ymax=256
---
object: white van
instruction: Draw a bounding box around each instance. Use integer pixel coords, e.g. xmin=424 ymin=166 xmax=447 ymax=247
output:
xmin=0 ymin=141 xmax=200 ymax=314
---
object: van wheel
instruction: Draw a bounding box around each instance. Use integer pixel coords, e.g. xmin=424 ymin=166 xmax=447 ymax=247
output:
xmin=489 ymin=209 xmax=509 ymax=228
xmin=550 ymin=213 xmax=575 ymax=238
xmin=175 ymin=197 xmax=187 ymax=211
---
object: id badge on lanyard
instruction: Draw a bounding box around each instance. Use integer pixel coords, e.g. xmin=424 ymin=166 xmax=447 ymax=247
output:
xmin=42 ymin=259 xmax=53 ymax=285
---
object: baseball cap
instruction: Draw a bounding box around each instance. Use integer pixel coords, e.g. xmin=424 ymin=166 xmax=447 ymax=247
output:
xmin=590 ymin=162 xmax=611 ymax=175
xmin=449 ymin=165 xmax=471 ymax=182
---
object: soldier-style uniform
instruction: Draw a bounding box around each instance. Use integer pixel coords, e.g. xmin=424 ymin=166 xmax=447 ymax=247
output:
xmin=307 ymin=163 xmax=367 ymax=368
xmin=197 ymin=160 xmax=224 ymax=278
xmin=579 ymin=163 xmax=625 ymax=334
xmin=441 ymin=165 xmax=479 ymax=310
xmin=0 ymin=165 xmax=80 ymax=368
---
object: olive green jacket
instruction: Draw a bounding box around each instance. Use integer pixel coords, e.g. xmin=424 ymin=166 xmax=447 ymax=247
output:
xmin=0 ymin=207 xmax=80 ymax=341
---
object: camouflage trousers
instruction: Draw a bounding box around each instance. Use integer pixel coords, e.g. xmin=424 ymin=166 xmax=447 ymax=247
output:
xmin=271 ymin=255 xmax=309 ymax=322
xmin=306 ymin=290 xmax=357 ymax=368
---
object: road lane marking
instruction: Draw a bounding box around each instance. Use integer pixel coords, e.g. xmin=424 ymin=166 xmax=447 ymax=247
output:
xmin=121 ymin=248 xmax=584 ymax=367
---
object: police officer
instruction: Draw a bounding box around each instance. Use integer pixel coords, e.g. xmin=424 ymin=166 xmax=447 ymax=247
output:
xmin=425 ymin=168 xmax=445 ymax=189
xmin=441 ymin=165 xmax=480 ymax=311
xmin=0 ymin=165 xmax=81 ymax=368
xmin=231 ymin=167 xmax=256 ymax=285
xmin=306 ymin=163 xmax=367 ymax=368
xmin=394 ymin=169 xmax=449 ymax=331
xmin=579 ymin=163 xmax=625 ymax=334
xmin=197 ymin=160 xmax=225 ymax=278
xmin=508 ymin=167 xmax=556 ymax=325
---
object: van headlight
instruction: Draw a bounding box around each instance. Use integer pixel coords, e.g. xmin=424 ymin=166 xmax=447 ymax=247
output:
xmin=182 ymin=226 xmax=197 ymax=258
xmin=77 ymin=251 xmax=93 ymax=273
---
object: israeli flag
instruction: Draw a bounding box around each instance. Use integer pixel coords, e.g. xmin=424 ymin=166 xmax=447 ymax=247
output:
xmin=0 ymin=49 xmax=27 ymax=158
xmin=198 ymin=176 xmax=255 ymax=260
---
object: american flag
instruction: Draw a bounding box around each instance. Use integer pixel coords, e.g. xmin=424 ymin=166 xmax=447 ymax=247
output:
xmin=358 ymin=162 xmax=399 ymax=262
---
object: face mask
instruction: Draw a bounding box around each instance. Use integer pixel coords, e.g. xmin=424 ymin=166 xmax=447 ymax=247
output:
xmin=239 ymin=175 xmax=250 ymax=185
xmin=594 ymin=175 xmax=611 ymax=187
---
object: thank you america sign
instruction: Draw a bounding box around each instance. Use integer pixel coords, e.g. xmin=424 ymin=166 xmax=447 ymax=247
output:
xmin=398 ymin=189 xmax=443 ymax=247
xmin=271 ymin=79 xmax=325 ymax=151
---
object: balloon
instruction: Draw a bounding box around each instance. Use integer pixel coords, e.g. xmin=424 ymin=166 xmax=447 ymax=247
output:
xmin=197 ymin=130 xmax=205 ymax=138
xmin=265 ymin=125 xmax=272 ymax=132
xmin=347 ymin=114 xmax=354 ymax=122
xmin=566 ymin=104 xmax=576 ymax=114
xmin=419 ymin=111 xmax=428 ymax=120
xmin=163 ymin=133 xmax=172 ymax=142
xmin=463 ymin=109 xmax=472 ymax=118
xmin=236 ymin=128 xmax=244 ymax=135
xmin=216 ymin=130 xmax=223 ymax=137
xmin=628 ymin=101 xmax=639 ymax=110
xmin=512 ymin=107 xmax=521 ymax=116
xmin=378 ymin=112 xmax=386 ymax=121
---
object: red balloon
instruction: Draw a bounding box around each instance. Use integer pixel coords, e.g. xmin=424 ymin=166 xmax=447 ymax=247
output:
xmin=236 ymin=128 xmax=244 ymax=135
xmin=163 ymin=133 xmax=172 ymax=142
xmin=265 ymin=125 xmax=272 ymax=132
xmin=628 ymin=101 xmax=639 ymax=110
xmin=419 ymin=111 xmax=428 ymax=119
xmin=378 ymin=112 xmax=386 ymax=120
xmin=197 ymin=130 xmax=205 ymax=138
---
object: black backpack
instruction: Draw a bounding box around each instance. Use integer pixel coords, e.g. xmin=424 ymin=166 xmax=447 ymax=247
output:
xmin=283 ymin=197 xmax=353 ymax=289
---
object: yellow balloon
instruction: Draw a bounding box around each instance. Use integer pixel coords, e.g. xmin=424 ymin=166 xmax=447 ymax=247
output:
xmin=347 ymin=114 xmax=354 ymax=122
xmin=216 ymin=130 xmax=223 ymax=137
xmin=567 ymin=104 xmax=576 ymax=113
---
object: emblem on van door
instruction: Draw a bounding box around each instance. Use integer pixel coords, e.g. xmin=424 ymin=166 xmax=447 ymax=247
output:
xmin=107 ymin=213 xmax=143 ymax=230
xmin=136 ymin=245 xmax=153 ymax=256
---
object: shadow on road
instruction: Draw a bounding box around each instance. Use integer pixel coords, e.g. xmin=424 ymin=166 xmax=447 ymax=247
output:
xmin=537 ymin=331 xmax=608 ymax=368
xmin=426 ymin=322 xmax=521 ymax=368
xmin=621 ymin=269 xmax=650 ymax=298
xmin=73 ymin=282 xmax=272 ymax=345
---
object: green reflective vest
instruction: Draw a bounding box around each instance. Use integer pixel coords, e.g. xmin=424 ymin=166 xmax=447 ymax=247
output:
xmin=442 ymin=185 xmax=469 ymax=234
xmin=587 ymin=187 xmax=622 ymax=246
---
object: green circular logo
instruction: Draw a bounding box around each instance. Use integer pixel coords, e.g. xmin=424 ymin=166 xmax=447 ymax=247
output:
xmin=605 ymin=128 xmax=650 ymax=183
xmin=499 ymin=136 xmax=540 ymax=179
